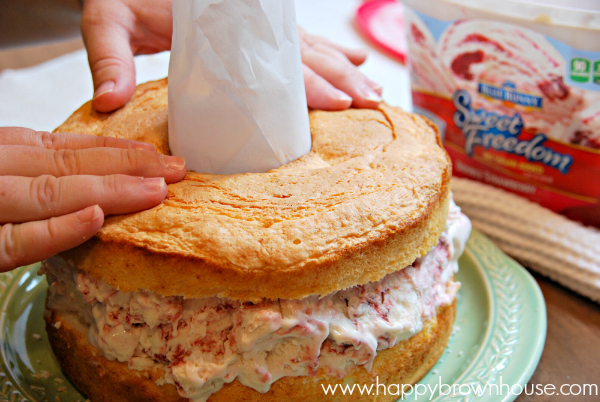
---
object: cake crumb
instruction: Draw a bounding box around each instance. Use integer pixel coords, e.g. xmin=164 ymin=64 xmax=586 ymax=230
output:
xmin=54 ymin=378 xmax=65 ymax=384
xmin=57 ymin=386 xmax=67 ymax=393
xmin=33 ymin=370 xmax=53 ymax=379
xmin=30 ymin=385 xmax=46 ymax=394
xmin=53 ymin=321 xmax=62 ymax=329
xmin=32 ymin=333 xmax=42 ymax=340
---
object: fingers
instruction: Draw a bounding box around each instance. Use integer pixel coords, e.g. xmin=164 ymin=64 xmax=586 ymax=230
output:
xmin=0 ymin=205 xmax=104 ymax=272
xmin=298 ymin=27 xmax=368 ymax=66
xmin=299 ymin=30 xmax=382 ymax=109
xmin=81 ymin=0 xmax=137 ymax=112
xmin=81 ymin=0 xmax=173 ymax=112
xmin=303 ymin=65 xmax=352 ymax=110
xmin=0 ymin=175 xmax=168 ymax=224
xmin=0 ymin=146 xmax=186 ymax=183
xmin=0 ymin=127 xmax=156 ymax=152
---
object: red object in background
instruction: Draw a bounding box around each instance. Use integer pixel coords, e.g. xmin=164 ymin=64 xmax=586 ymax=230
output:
xmin=355 ymin=0 xmax=407 ymax=64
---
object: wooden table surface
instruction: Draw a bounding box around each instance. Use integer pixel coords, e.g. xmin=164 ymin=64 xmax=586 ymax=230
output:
xmin=515 ymin=272 xmax=600 ymax=401
xmin=2 ymin=36 xmax=599 ymax=402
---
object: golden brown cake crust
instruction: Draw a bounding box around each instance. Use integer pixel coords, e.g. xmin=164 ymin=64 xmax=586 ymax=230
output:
xmin=45 ymin=302 xmax=455 ymax=402
xmin=55 ymin=79 xmax=451 ymax=301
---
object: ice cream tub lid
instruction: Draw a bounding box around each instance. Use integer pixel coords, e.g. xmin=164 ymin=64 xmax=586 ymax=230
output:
xmin=402 ymin=0 xmax=600 ymax=51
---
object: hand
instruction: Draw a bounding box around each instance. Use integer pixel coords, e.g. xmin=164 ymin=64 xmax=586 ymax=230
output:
xmin=0 ymin=127 xmax=187 ymax=272
xmin=298 ymin=27 xmax=382 ymax=110
xmin=81 ymin=0 xmax=173 ymax=113
xmin=82 ymin=0 xmax=382 ymax=113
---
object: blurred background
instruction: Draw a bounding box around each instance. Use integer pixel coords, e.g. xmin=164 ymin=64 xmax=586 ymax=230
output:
xmin=0 ymin=0 xmax=83 ymax=70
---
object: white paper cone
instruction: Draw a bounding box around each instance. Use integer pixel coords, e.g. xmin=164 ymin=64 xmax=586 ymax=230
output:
xmin=168 ymin=0 xmax=311 ymax=174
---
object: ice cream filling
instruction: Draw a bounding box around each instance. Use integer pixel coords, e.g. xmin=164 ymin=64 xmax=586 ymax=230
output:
xmin=43 ymin=200 xmax=471 ymax=402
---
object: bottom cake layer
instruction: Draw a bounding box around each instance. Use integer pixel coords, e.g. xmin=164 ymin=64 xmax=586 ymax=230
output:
xmin=45 ymin=301 xmax=455 ymax=402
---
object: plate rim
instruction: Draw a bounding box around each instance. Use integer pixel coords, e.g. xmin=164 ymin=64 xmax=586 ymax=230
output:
xmin=427 ymin=229 xmax=547 ymax=402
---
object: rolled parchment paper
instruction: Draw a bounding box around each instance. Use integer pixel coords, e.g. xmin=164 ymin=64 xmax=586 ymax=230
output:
xmin=168 ymin=0 xmax=311 ymax=174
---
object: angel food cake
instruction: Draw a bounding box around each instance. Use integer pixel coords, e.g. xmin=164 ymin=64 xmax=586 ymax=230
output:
xmin=43 ymin=79 xmax=471 ymax=402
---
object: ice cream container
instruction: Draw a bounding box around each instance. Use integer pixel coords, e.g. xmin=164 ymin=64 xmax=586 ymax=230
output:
xmin=403 ymin=0 xmax=600 ymax=226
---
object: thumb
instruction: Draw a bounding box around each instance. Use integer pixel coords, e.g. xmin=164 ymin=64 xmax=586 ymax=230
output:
xmin=82 ymin=7 xmax=136 ymax=113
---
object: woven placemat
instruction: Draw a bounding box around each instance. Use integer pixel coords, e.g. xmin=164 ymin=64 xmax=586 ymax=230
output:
xmin=452 ymin=177 xmax=600 ymax=303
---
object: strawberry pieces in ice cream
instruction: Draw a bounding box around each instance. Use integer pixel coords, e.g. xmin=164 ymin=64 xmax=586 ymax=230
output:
xmin=44 ymin=201 xmax=471 ymax=402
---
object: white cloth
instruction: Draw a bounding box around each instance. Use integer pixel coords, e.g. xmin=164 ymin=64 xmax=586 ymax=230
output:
xmin=0 ymin=50 xmax=170 ymax=131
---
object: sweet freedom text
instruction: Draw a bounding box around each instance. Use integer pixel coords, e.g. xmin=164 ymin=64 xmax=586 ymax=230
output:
xmin=453 ymin=90 xmax=573 ymax=174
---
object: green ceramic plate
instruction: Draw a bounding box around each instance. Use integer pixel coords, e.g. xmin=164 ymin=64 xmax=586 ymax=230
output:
xmin=0 ymin=229 xmax=546 ymax=402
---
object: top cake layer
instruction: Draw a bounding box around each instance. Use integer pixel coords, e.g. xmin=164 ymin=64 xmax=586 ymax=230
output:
xmin=54 ymin=79 xmax=451 ymax=301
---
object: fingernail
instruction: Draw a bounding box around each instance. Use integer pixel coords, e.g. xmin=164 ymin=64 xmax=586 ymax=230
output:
xmin=160 ymin=154 xmax=186 ymax=171
xmin=76 ymin=205 xmax=102 ymax=224
xmin=334 ymin=90 xmax=353 ymax=103
xmin=93 ymin=81 xmax=115 ymax=100
xmin=141 ymin=177 xmax=165 ymax=192
xmin=360 ymin=86 xmax=383 ymax=103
